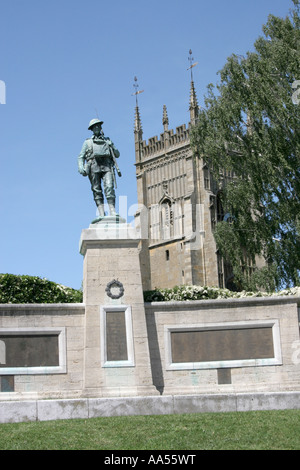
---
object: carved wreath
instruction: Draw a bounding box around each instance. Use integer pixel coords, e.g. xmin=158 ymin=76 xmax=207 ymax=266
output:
xmin=105 ymin=279 xmax=124 ymax=299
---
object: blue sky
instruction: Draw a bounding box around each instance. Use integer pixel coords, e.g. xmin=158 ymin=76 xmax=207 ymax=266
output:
xmin=0 ymin=0 xmax=294 ymax=290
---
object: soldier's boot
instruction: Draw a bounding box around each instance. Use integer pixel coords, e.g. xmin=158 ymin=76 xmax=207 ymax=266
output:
xmin=97 ymin=203 xmax=105 ymax=218
xmin=107 ymin=199 xmax=117 ymax=216
xmin=108 ymin=203 xmax=117 ymax=216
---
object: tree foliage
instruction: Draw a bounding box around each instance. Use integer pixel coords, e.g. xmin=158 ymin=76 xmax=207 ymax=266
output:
xmin=0 ymin=273 xmax=83 ymax=304
xmin=191 ymin=2 xmax=300 ymax=290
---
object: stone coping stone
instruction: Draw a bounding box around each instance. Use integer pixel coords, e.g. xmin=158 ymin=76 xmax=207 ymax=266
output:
xmin=0 ymin=391 xmax=300 ymax=423
xmin=145 ymin=295 xmax=300 ymax=309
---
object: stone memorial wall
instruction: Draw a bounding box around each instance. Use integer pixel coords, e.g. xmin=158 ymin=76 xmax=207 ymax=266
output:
xmin=0 ymin=222 xmax=299 ymax=422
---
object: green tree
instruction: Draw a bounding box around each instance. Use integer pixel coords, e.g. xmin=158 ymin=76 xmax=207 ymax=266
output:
xmin=191 ymin=1 xmax=300 ymax=290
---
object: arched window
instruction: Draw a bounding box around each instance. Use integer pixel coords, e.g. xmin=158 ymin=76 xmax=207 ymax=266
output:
xmin=160 ymin=197 xmax=174 ymax=240
xmin=203 ymin=163 xmax=210 ymax=190
xmin=216 ymin=192 xmax=224 ymax=222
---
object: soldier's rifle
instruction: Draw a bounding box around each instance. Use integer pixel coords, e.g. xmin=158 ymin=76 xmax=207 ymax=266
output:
xmin=98 ymin=129 xmax=121 ymax=188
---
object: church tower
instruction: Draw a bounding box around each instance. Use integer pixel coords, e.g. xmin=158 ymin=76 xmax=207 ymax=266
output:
xmin=134 ymin=54 xmax=231 ymax=291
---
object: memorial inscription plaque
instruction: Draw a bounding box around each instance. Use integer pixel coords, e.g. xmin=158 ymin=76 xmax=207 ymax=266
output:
xmin=0 ymin=334 xmax=59 ymax=368
xmin=171 ymin=326 xmax=274 ymax=364
xmin=106 ymin=311 xmax=128 ymax=362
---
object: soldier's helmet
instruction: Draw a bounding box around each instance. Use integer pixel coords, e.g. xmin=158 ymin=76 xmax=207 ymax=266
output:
xmin=88 ymin=118 xmax=104 ymax=130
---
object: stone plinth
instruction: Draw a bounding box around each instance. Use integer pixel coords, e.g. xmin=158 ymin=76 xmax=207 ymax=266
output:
xmin=79 ymin=221 xmax=157 ymax=397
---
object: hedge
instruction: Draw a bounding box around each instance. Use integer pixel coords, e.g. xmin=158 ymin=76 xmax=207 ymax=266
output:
xmin=143 ymin=285 xmax=300 ymax=302
xmin=0 ymin=274 xmax=83 ymax=304
xmin=1 ymin=274 xmax=299 ymax=305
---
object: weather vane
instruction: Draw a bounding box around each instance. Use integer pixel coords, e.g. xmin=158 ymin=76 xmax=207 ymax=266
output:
xmin=187 ymin=49 xmax=198 ymax=81
xmin=132 ymin=76 xmax=144 ymax=106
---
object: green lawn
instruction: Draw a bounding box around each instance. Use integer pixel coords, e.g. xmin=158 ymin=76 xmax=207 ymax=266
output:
xmin=0 ymin=410 xmax=299 ymax=450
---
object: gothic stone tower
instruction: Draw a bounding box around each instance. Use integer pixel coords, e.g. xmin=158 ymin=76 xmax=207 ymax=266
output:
xmin=134 ymin=78 xmax=230 ymax=291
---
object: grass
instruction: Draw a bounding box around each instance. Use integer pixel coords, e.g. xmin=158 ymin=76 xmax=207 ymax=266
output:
xmin=0 ymin=410 xmax=299 ymax=450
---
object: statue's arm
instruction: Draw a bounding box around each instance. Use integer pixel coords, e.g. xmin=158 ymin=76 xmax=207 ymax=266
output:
xmin=78 ymin=141 xmax=88 ymax=176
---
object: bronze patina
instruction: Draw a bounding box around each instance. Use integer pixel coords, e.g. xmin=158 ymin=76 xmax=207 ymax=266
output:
xmin=78 ymin=119 xmax=121 ymax=223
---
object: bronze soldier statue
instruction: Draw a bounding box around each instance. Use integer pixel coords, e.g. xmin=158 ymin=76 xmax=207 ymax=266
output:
xmin=78 ymin=118 xmax=121 ymax=221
